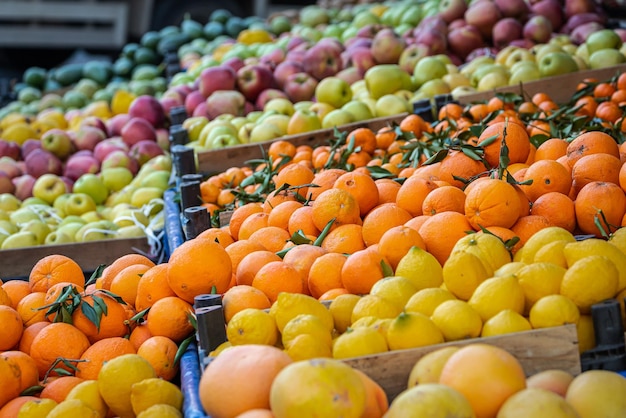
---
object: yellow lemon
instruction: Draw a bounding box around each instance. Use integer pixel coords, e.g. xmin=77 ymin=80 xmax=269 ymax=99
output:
xmin=407 ymin=346 xmax=460 ymax=387
xmin=65 ymin=380 xmax=108 ymax=417
xmin=208 ymin=341 xmax=231 ymax=357
xmin=350 ymin=316 xmax=392 ymax=341
xmin=529 ymin=294 xmax=580 ymax=328
xmin=519 ymin=226 xmax=575 ymax=263
xmin=332 ymin=327 xmax=388 ymax=359
xmin=481 ymin=309 xmax=532 ymax=337
xmin=2 ymin=123 xmax=38 ymax=144
xmin=386 ymin=312 xmax=444 ymax=350
xmin=97 ymin=354 xmax=157 ymax=418
xmin=272 ymin=292 xmax=334 ymax=333
xmin=560 ymin=255 xmax=619 ymax=313
xmin=563 ymin=239 xmax=626 ymax=292
xmin=136 ymin=404 xmax=182 ymax=418
xmin=494 ymin=261 xmax=527 ymax=277
xmin=516 ymin=262 xmax=566 ymax=313
xmin=385 ymin=384 xmax=475 ymax=418
xmin=83 ymin=101 xmax=112 ymax=119
xmin=431 ymin=300 xmax=483 ymax=341
xmin=404 ymin=287 xmax=456 ymax=317
xmin=370 ymin=275 xmax=419 ymax=309
xmin=468 ymin=275 xmax=525 ymax=321
xmin=533 ymin=240 xmax=569 ymax=268
xmin=111 ymin=90 xmax=136 ymax=115
xmin=0 ymin=112 xmax=29 ymax=130
xmin=130 ymin=378 xmax=183 ymax=416
xmin=281 ymin=314 xmax=333 ymax=349
xmin=608 ymin=227 xmax=626 ymax=255
xmin=329 ymin=294 xmax=361 ymax=333
xmin=237 ymin=29 xmax=274 ymax=44
xmin=350 ymin=294 xmax=401 ymax=324
xmin=577 ymin=314 xmax=596 ymax=354
xmin=395 ymin=246 xmax=443 ymax=290
xmin=17 ymin=398 xmax=58 ymax=418
xmin=36 ymin=109 xmax=67 ymax=129
xmin=443 ymin=251 xmax=491 ymax=300
xmin=47 ymin=399 xmax=100 ymax=418
xmin=451 ymin=232 xmax=512 ymax=273
xmin=226 ymin=308 xmax=278 ymax=346
xmin=285 ymin=333 xmax=332 ymax=361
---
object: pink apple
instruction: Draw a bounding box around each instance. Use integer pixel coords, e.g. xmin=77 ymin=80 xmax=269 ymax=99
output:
xmin=466 ymin=47 xmax=498 ymax=62
xmin=236 ymin=64 xmax=274 ymax=102
xmin=416 ymin=15 xmax=448 ymax=34
xmin=101 ymin=150 xmax=138 ymax=174
xmin=64 ymin=152 xmax=100 ymax=181
xmin=25 ymin=149 xmax=63 ymax=177
xmin=399 ymin=43 xmax=431 ymax=74
xmin=184 ymin=90 xmax=206 ymax=116
xmin=510 ymin=38 xmax=536 ymax=49
xmin=564 ymin=0 xmax=597 ymax=19
xmin=121 ymin=117 xmax=157 ymax=147
xmin=273 ymin=60 xmax=305 ymax=89
xmin=342 ymin=47 xmax=377 ymax=75
xmin=12 ymin=173 xmax=35 ymax=200
xmin=156 ymin=128 xmax=169 ymax=151
xmin=206 ymin=90 xmax=246 ymax=120
xmin=105 ymin=113 xmax=131 ymax=137
xmin=415 ymin=29 xmax=448 ymax=55
xmin=260 ymin=47 xmax=286 ymax=68
xmin=0 ymin=139 xmax=21 ymax=160
xmin=192 ymin=101 xmax=211 ymax=118
xmin=335 ymin=67 xmax=362 ymax=85
xmin=493 ymin=18 xmax=524 ymax=49
xmin=128 ymin=95 xmax=165 ymax=128
xmin=345 ymin=37 xmax=373 ymax=50
xmin=524 ymin=15 xmax=554 ymax=44
xmin=0 ymin=156 xmax=23 ymax=179
xmin=286 ymin=36 xmax=309 ymax=51
xmin=439 ymin=0 xmax=468 ymax=23
xmin=284 ymin=72 xmax=318 ymax=103
xmin=129 ymin=140 xmax=165 ymax=166
xmin=464 ymin=0 xmax=502 ymax=39
xmin=285 ymin=48 xmax=306 ymax=64
xmin=494 ymin=0 xmax=529 ymax=18
xmin=448 ymin=18 xmax=467 ymax=31
xmin=93 ymin=137 xmax=129 ymax=163
xmin=198 ymin=65 xmax=237 ymax=99
xmin=571 ymin=21 xmax=605 ymax=45
xmin=79 ymin=116 xmax=107 ymax=133
xmin=221 ymin=56 xmax=246 ymax=74
xmin=370 ymin=28 xmax=406 ymax=65
xmin=61 ymin=176 xmax=74 ymax=193
xmin=356 ymin=24 xmax=383 ymax=39
xmin=303 ymin=40 xmax=344 ymax=80
xmin=255 ymin=88 xmax=289 ymax=111
xmin=531 ymin=0 xmax=565 ymax=32
xmin=160 ymin=95 xmax=183 ymax=117
xmin=0 ymin=171 xmax=15 ymax=194
xmin=562 ymin=13 xmax=607 ymax=35
xmin=448 ymin=24 xmax=486 ymax=60
xmin=21 ymin=139 xmax=41 ymax=159
xmin=73 ymin=125 xmax=106 ymax=152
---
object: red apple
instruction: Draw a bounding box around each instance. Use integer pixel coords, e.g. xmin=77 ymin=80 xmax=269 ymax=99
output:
xmin=0 ymin=139 xmax=21 ymax=160
xmin=0 ymin=171 xmax=15 ymax=194
xmin=25 ymin=149 xmax=63 ymax=178
xmin=448 ymin=18 xmax=467 ymax=31
xmin=284 ymin=72 xmax=318 ymax=102
xmin=345 ymin=37 xmax=374 ymax=50
xmin=416 ymin=15 xmax=448 ymax=34
xmin=128 ymin=95 xmax=165 ymax=128
xmin=79 ymin=116 xmax=107 ymax=133
xmin=439 ymin=0 xmax=468 ymax=23
xmin=399 ymin=43 xmax=431 ymax=74
xmin=100 ymin=150 xmax=138 ymax=174
xmin=448 ymin=24 xmax=486 ymax=60
xmin=493 ymin=18 xmax=524 ymax=49
xmin=93 ymin=137 xmax=128 ymax=163
xmin=0 ymin=156 xmax=22 ymax=179
xmin=205 ymin=90 xmax=247 ymax=119
xmin=12 ymin=173 xmax=35 ymax=200
xmin=494 ymin=0 xmax=530 ymax=18
xmin=198 ymin=65 xmax=237 ymax=99
xmin=465 ymin=0 xmax=502 ymax=39
xmin=561 ymin=13 xmax=607 ymax=35
xmin=236 ymin=63 xmax=274 ymax=102
xmin=371 ymin=28 xmax=406 ymax=64
xmin=531 ymin=0 xmax=565 ymax=32
xmin=260 ymin=47 xmax=286 ymax=69
xmin=356 ymin=24 xmax=383 ymax=39
xmin=21 ymin=139 xmax=42 ymax=159
xmin=64 ymin=152 xmax=100 ymax=181
xmin=286 ymin=36 xmax=309 ymax=51
xmin=160 ymin=95 xmax=183 ymax=117
xmin=221 ymin=56 xmax=246 ymax=74
xmin=415 ymin=29 xmax=448 ymax=55
xmin=105 ymin=113 xmax=131 ymax=137
xmin=192 ymin=101 xmax=211 ymax=118
xmin=342 ymin=47 xmax=377 ymax=75
xmin=121 ymin=117 xmax=157 ymax=147
xmin=129 ymin=140 xmax=165 ymax=166
xmin=73 ymin=125 xmax=106 ymax=152
xmin=184 ymin=90 xmax=206 ymax=116
xmin=571 ymin=21 xmax=605 ymax=45
xmin=255 ymin=88 xmax=289 ymax=111
xmin=335 ymin=67 xmax=362 ymax=85
xmin=524 ymin=15 xmax=554 ymax=44
xmin=274 ymin=60 xmax=305 ymax=89
xmin=303 ymin=40 xmax=344 ymax=80
xmin=564 ymin=0 xmax=597 ymax=19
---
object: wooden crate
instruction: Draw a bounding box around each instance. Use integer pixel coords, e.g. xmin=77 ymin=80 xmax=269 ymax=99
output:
xmin=0 ymin=237 xmax=153 ymax=280
xmin=196 ymin=114 xmax=407 ymax=175
xmin=343 ymin=324 xmax=581 ymax=401
xmin=457 ymin=63 xmax=626 ymax=105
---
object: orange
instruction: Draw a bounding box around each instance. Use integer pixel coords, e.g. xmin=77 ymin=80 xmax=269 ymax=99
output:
xmin=135 ymin=263 xmax=176 ymax=312
xmin=262 ymin=189 xmax=298 ymax=213
xmin=565 ymin=131 xmax=620 ymax=169
xmin=320 ymin=224 xmax=366 ymax=254
xmin=15 ymin=291 xmax=47 ymax=326
xmin=72 ymin=291 xmax=130 ymax=343
xmin=399 ymin=114 xmax=428 ymax=139
xmin=510 ymin=215 xmax=554 ymax=249
xmin=530 ymin=192 xmax=576 ymax=233
xmin=146 ymin=296 xmax=195 ymax=343
xmin=29 ymin=254 xmax=85 ymax=293
xmin=236 ymin=250 xmax=282 ymax=287
xmin=226 ymin=240 xmax=267 ymax=274
xmin=378 ymin=225 xmax=426 ymax=270
xmin=1 ymin=280 xmax=30 ymax=309
xmin=248 ymin=226 xmax=291 ymax=253
xmin=347 ymin=127 xmax=377 ymax=154
xmin=268 ymin=140 xmax=297 ymax=161
xmin=307 ymin=252 xmax=348 ymax=299
xmin=520 ymin=159 xmax=572 ymax=202
xmin=318 ymin=288 xmax=350 ymax=301
xmin=99 ymin=254 xmax=155 ymax=291
xmin=274 ymin=162 xmax=315 ymax=199
xmin=228 ymin=202 xmax=264 ymax=240
xmin=30 ymin=322 xmax=90 ymax=379
xmin=375 ymin=126 xmax=397 ymax=150
xmin=197 ymin=227 xmax=235 ymax=248
xmin=341 ymin=248 xmax=389 ymax=295
xmin=222 ymin=285 xmax=271 ymax=323
xmin=333 ymin=171 xmax=379 ymax=216
xmin=361 ymin=203 xmax=413 ymax=247
xmin=42 ymin=282 xmax=84 ymax=322
xmin=422 ymin=185 xmax=467 ymax=215
xmin=39 ymin=376 xmax=85 ymax=403
xmin=75 ymin=337 xmax=136 ymax=380
xmin=477 ymin=120 xmax=530 ymax=168
xmin=137 ymin=336 xmax=179 ymax=381
xmin=238 ymin=212 xmax=270 ymax=240
xmin=395 ymin=176 xmax=439 ymax=217
xmin=1 ymin=351 xmax=38 ymax=394
xmin=252 ymin=261 xmax=304 ymax=303
xmin=438 ymin=150 xmax=488 ymax=189
xmin=167 ymin=238 xmax=232 ymax=303
xmin=534 ymin=138 xmax=568 ymax=161
xmin=439 ymin=344 xmax=527 ymax=418
xmin=311 ymin=188 xmax=362 ymax=232
xmin=267 ymin=201 xmax=303 ymax=231
xmin=282 ymin=244 xmax=327 ymax=293
xmin=308 ymin=168 xmax=347 ymax=201
xmin=0 ymin=305 xmax=22 ymax=351
xmin=465 ymin=178 xmax=521 ymax=229
xmin=288 ymin=205 xmax=320 ymax=238
xmin=18 ymin=322 xmax=50 ymax=355
xmin=575 ymin=181 xmax=626 ymax=237
xmin=595 ymin=100 xmax=622 ymax=123
xmin=571 ymin=153 xmax=622 ymax=196
xmin=110 ymin=263 xmax=151 ymax=308
xmin=0 ymin=356 xmax=21 ymax=409
xmin=129 ymin=323 xmax=152 ymax=351
xmin=375 ymin=178 xmax=401 ymax=205
xmin=419 ymin=211 xmax=474 ymax=266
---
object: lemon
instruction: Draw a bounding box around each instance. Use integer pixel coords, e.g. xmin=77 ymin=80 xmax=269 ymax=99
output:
xmin=47 ymin=399 xmax=100 ymax=418
xmin=136 ymin=404 xmax=182 ymax=418
xmin=519 ymin=226 xmax=575 ymax=263
xmin=386 ymin=312 xmax=444 ymax=350
xmin=560 ymin=255 xmax=619 ymax=313
xmin=329 ymin=294 xmax=361 ymax=333
xmin=0 ymin=112 xmax=29 ymax=130
xmin=111 ymin=90 xmax=136 ymax=115
xmin=370 ymin=275 xmax=419 ymax=309
xmin=286 ymin=333 xmax=332 ymax=361
xmin=332 ymin=327 xmax=388 ymax=359
xmin=281 ymin=314 xmax=333 ymax=349
xmin=529 ymin=295 xmax=580 ymax=328
xmin=442 ymin=251 xmax=491 ymax=300
xmin=431 ymin=300 xmax=483 ymax=341
xmin=350 ymin=316 xmax=392 ymax=339
xmin=451 ymin=232 xmax=512 ymax=273
xmin=533 ymin=240 xmax=569 ymax=268
xmin=272 ymin=292 xmax=334 ymax=333
xmin=494 ymin=261 xmax=527 ymax=277
xmin=97 ymin=354 xmax=157 ymax=418
xmin=395 ymin=246 xmax=443 ymax=290
xmin=516 ymin=262 xmax=566 ymax=313
xmin=2 ymin=123 xmax=38 ymax=145
xmin=577 ymin=314 xmax=596 ymax=353
xmin=209 ymin=341 xmax=231 ymax=357
xmin=404 ymin=288 xmax=456 ymax=317
xmin=66 ymin=380 xmax=108 ymax=417
xmin=608 ymin=227 xmax=626 ymax=255
xmin=351 ymin=294 xmax=402 ymax=324
xmin=468 ymin=275 xmax=525 ymax=321
xmin=563 ymin=239 xmax=626 ymax=292
xmin=481 ymin=309 xmax=532 ymax=337
xmin=130 ymin=378 xmax=183 ymax=416
xmin=237 ymin=29 xmax=274 ymax=44
xmin=407 ymin=346 xmax=460 ymax=387
xmin=227 ymin=308 xmax=278 ymax=346
xmin=17 ymin=398 xmax=57 ymax=418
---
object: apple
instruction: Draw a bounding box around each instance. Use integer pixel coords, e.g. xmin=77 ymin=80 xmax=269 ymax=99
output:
xmin=321 ymin=109 xmax=355 ymax=130
xmin=342 ymin=47 xmax=377 ymax=76
xmin=100 ymin=167 xmax=133 ymax=192
xmin=586 ymin=29 xmax=622 ymax=55
xmin=65 ymin=193 xmax=98 ymax=216
xmin=101 ymin=150 xmax=139 ymax=174
xmin=249 ymin=123 xmax=284 ymax=143
xmin=414 ymin=29 xmax=448 ymax=55
xmin=0 ymin=193 xmax=21 ymax=212
xmin=73 ymin=125 xmax=106 ymax=152
xmin=44 ymin=230 xmax=75 ymax=245
xmin=273 ymin=60 xmax=305 ymax=89
xmin=371 ymin=28 xmax=406 ymax=64
xmin=129 ymin=140 xmax=165 ymax=166
xmin=492 ymin=18 xmax=524 ymax=50
xmin=236 ymin=64 xmax=274 ymax=102
xmin=261 ymin=114 xmax=290 ymax=136
xmin=130 ymin=186 xmax=163 ymax=208
xmin=564 ymin=0 xmax=597 ymax=19
xmin=40 ymin=128 xmax=73 ymax=160
xmin=589 ymin=49 xmax=626 ymax=69
xmin=561 ymin=13 xmax=607 ymax=35
xmin=538 ymin=51 xmax=579 ymax=77
xmin=120 ymin=117 xmax=157 ymax=148
xmin=184 ymin=90 xmax=206 ymax=116
xmin=93 ymin=137 xmax=129 ymax=163
xmin=286 ymin=109 xmax=322 ymax=135
xmin=413 ymin=56 xmax=448 ymax=88
xmin=448 ymin=25 xmax=486 ymax=61
xmin=571 ymin=21 xmax=606 ymax=45
xmin=206 ymin=90 xmax=247 ymax=119
xmin=64 ymin=152 xmax=100 ymax=181
xmin=0 ymin=139 xmax=21 ymax=160
xmin=315 ymin=76 xmax=352 ymax=109
xmin=341 ymin=100 xmax=375 ymax=122
xmin=365 ymin=64 xmax=414 ymax=99
xmin=494 ymin=0 xmax=529 ymax=18
xmin=20 ymin=219 xmax=50 ymax=244
xmin=309 ymin=102 xmax=335 ymax=122
xmin=1 ymin=231 xmax=38 ymax=250
xmin=438 ymin=0 xmax=468 ymax=22
xmin=0 ymin=156 xmax=21 ymax=179
xmin=105 ymin=113 xmax=131 ymax=137
xmin=255 ymin=89 xmax=289 ymax=111
xmin=75 ymin=220 xmax=117 ymax=242
xmin=73 ymin=173 xmax=108 ymax=205
xmin=398 ymin=44 xmax=431 ymax=74
xmin=504 ymin=48 xmax=535 ymax=68
xmin=264 ymin=98 xmax=295 ymax=116
xmin=32 ymin=173 xmax=67 ymax=204
xmin=197 ymin=65 xmax=236 ymax=99
xmin=12 ymin=173 xmax=36 ymax=200
xmin=259 ymin=45 xmax=286 ymax=69
xmin=237 ymin=123 xmax=255 ymax=143
xmin=0 ymin=171 xmax=15 ymax=194
xmin=21 ymin=139 xmax=42 ymax=159
xmin=79 ymin=116 xmax=107 ymax=133
xmin=509 ymin=62 xmax=541 ymax=85
xmin=464 ymin=0 xmax=502 ymax=39
xmin=221 ymin=56 xmax=246 ymax=74
xmin=375 ymin=94 xmax=411 ymax=117
xmin=303 ymin=39 xmax=344 ymax=80
xmin=25 ymin=149 xmax=63 ymax=178
xmin=284 ymin=72 xmax=318 ymax=103
xmin=139 ymin=170 xmax=170 ymax=191
xmin=128 ymin=95 xmax=165 ymax=128
xmin=335 ymin=67 xmax=362 ymax=85
xmin=531 ymin=0 xmax=565 ymax=32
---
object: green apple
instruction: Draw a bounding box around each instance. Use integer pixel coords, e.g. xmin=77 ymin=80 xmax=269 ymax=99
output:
xmin=470 ymin=64 xmax=508 ymax=88
xmin=1 ymin=231 xmax=38 ymax=249
xmin=230 ymin=116 xmax=248 ymax=132
xmin=246 ymin=110 xmax=265 ymax=123
xmin=294 ymin=101 xmax=315 ymax=111
xmin=105 ymin=186 xmax=136 ymax=207
xmin=364 ymin=64 xmax=414 ymax=99
xmin=130 ymin=187 xmax=163 ymax=208
xmin=73 ymin=173 xmax=108 ymax=206
xmin=65 ymin=193 xmax=97 ymax=216
xmin=264 ymin=98 xmax=295 ymax=116
xmin=451 ymin=86 xmax=478 ymax=99
xmin=112 ymin=208 xmax=149 ymax=228
xmin=442 ymin=73 xmax=471 ymax=90
xmin=198 ymin=120 xmax=237 ymax=146
xmin=589 ymin=49 xmax=626 ymax=69
xmin=309 ymin=102 xmax=335 ymax=122
xmin=9 ymin=207 xmax=39 ymax=226
xmin=139 ymin=170 xmax=170 ymax=191
xmin=286 ymin=109 xmax=322 ymax=135
xmin=21 ymin=197 xmax=49 ymax=207
xmin=262 ymin=114 xmax=291 ymax=136
xmin=586 ymin=29 xmax=623 ymax=55
xmin=202 ymin=124 xmax=239 ymax=148
xmin=504 ymin=48 xmax=535 ymax=69
xmin=321 ymin=109 xmax=356 ymax=129
xmin=44 ymin=230 xmax=75 ymax=245
xmin=249 ymin=122 xmax=284 ymax=143
xmin=60 ymin=215 xmax=86 ymax=226
xmin=418 ymin=79 xmax=451 ymax=98
xmin=208 ymin=133 xmax=240 ymax=150
xmin=0 ymin=219 xmax=18 ymax=236
xmin=341 ymin=100 xmax=374 ymax=122
xmin=533 ymin=44 xmax=564 ymax=63
xmin=32 ymin=174 xmax=67 ymax=205
xmin=315 ymin=77 xmax=353 ymax=108
xmin=182 ymin=116 xmax=209 ymax=142
xmin=477 ymin=71 xmax=509 ymax=91
xmin=496 ymin=46 xmax=520 ymax=65
xmin=238 ymin=122 xmax=256 ymax=143
xmin=20 ymin=219 xmax=51 ymax=244
xmin=538 ymin=51 xmax=579 ymax=78
xmin=460 ymin=56 xmax=495 ymax=78
xmin=413 ymin=57 xmax=448 ymax=89
xmin=0 ymin=209 xmax=8 ymax=221
xmin=509 ymin=63 xmax=541 ymax=86
xmin=56 ymin=221 xmax=86 ymax=240
xmin=374 ymin=94 xmax=411 ymax=117
xmin=0 ymin=193 xmax=21 ymax=212
xmin=75 ymin=220 xmax=118 ymax=242
xmin=116 ymin=225 xmax=146 ymax=239
xmin=53 ymin=193 xmax=73 ymax=217
xmin=100 ymin=167 xmax=133 ymax=192
xmin=81 ymin=210 xmax=106 ymax=224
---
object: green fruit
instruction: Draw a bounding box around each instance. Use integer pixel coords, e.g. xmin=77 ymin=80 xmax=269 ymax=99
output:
xmin=157 ymin=33 xmax=190 ymax=55
xmin=225 ymin=16 xmax=247 ymax=38
xmin=82 ymin=61 xmax=113 ymax=85
xmin=93 ymin=89 xmax=113 ymax=103
xmin=121 ymin=42 xmax=140 ymax=59
xmin=203 ymin=21 xmax=225 ymax=40
xmin=113 ymin=57 xmax=134 ymax=77
xmin=44 ymin=78 xmax=63 ymax=93
xmin=75 ymin=78 xmax=100 ymax=99
xmin=129 ymin=80 xmax=156 ymax=96
xmin=210 ymin=8 xmax=233 ymax=24
xmin=134 ymin=47 xmax=160 ymax=66
xmin=53 ymin=63 xmax=84 ymax=86
xmin=140 ymin=31 xmax=161 ymax=49
xmin=23 ymin=67 xmax=47 ymax=88
xmin=132 ymin=64 xmax=160 ymax=81
xmin=62 ymin=90 xmax=88 ymax=109
xmin=17 ymin=86 xmax=42 ymax=104
xmin=159 ymin=25 xmax=180 ymax=37
xmin=181 ymin=18 xmax=204 ymax=39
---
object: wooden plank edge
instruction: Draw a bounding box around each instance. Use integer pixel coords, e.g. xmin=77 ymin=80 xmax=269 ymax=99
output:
xmin=342 ymin=324 xmax=580 ymax=401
